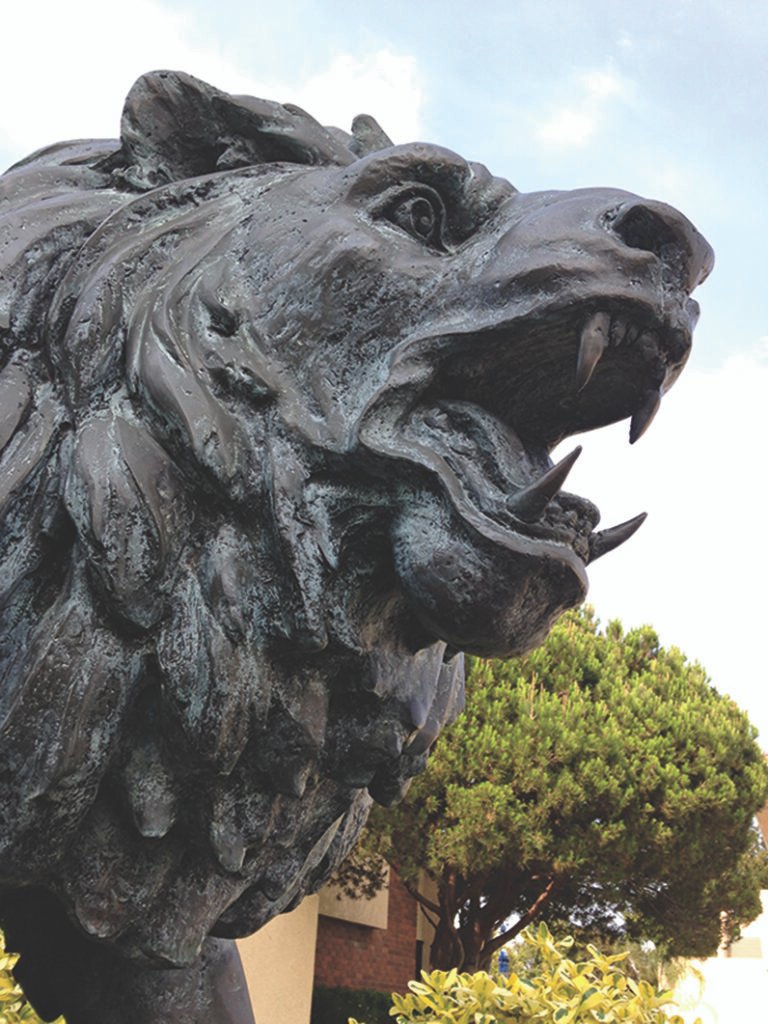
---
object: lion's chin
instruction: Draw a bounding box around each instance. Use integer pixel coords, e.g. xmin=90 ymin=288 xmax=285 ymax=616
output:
xmin=391 ymin=494 xmax=587 ymax=659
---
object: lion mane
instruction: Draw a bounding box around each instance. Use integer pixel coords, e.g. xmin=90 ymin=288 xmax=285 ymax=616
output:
xmin=0 ymin=71 xmax=711 ymax=968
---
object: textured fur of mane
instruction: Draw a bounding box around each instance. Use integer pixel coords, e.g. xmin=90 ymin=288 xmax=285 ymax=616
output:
xmin=0 ymin=72 xmax=465 ymax=964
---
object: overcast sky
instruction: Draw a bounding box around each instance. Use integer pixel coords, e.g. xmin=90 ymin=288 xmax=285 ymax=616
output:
xmin=3 ymin=0 xmax=767 ymax=739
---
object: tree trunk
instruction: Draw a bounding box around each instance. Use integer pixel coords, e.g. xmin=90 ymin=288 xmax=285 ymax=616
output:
xmin=456 ymin=945 xmax=490 ymax=974
xmin=426 ymin=870 xmax=561 ymax=973
xmin=429 ymin=866 xmax=465 ymax=970
xmin=430 ymin=916 xmax=465 ymax=970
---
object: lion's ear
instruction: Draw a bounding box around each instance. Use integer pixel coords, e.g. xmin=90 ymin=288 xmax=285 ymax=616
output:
xmin=349 ymin=113 xmax=394 ymax=157
xmin=117 ymin=70 xmax=356 ymax=190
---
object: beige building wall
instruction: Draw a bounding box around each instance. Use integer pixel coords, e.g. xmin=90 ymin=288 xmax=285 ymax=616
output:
xmin=237 ymin=894 xmax=320 ymax=1024
xmin=235 ymin=870 xmax=393 ymax=1024
xmin=318 ymin=866 xmax=390 ymax=928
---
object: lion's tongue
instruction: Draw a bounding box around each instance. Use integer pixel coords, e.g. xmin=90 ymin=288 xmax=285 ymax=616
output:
xmin=403 ymin=400 xmax=546 ymax=522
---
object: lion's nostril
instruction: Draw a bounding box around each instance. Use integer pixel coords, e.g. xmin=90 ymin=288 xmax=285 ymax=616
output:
xmin=611 ymin=204 xmax=685 ymax=261
xmin=608 ymin=201 xmax=714 ymax=290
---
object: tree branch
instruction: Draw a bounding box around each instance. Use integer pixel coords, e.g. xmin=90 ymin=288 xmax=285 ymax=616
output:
xmin=398 ymin=873 xmax=441 ymax=917
xmin=484 ymin=877 xmax=560 ymax=956
xmin=418 ymin=905 xmax=439 ymax=930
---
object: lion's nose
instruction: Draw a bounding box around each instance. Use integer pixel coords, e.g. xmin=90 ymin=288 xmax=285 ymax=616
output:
xmin=608 ymin=199 xmax=714 ymax=291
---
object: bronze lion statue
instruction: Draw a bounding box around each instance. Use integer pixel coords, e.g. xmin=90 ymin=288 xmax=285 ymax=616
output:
xmin=0 ymin=71 xmax=712 ymax=1022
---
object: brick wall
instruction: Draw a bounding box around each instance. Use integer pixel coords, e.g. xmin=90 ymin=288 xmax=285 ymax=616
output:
xmin=313 ymin=869 xmax=418 ymax=993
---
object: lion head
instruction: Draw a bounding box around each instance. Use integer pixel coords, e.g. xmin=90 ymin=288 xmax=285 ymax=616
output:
xmin=0 ymin=71 xmax=712 ymax=968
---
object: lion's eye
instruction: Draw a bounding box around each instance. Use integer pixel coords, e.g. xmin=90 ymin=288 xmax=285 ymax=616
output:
xmin=388 ymin=190 xmax=447 ymax=251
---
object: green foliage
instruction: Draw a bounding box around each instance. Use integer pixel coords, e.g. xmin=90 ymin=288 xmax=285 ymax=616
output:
xmin=312 ymin=985 xmax=392 ymax=1024
xmin=359 ymin=606 xmax=768 ymax=969
xmin=349 ymin=924 xmax=699 ymax=1024
xmin=0 ymin=932 xmax=60 ymax=1024
xmin=495 ymin=933 xmax=691 ymax=992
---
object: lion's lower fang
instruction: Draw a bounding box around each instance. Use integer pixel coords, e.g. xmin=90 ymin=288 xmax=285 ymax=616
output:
xmin=507 ymin=446 xmax=582 ymax=523
xmin=588 ymin=512 xmax=647 ymax=563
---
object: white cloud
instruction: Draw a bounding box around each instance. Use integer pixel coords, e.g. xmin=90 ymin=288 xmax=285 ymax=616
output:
xmin=534 ymin=67 xmax=630 ymax=149
xmin=289 ymin=51 xmax=424 ymax=143
xmin=581 ymin=69 xmax=627 ymax=100
xmin=556 ymin=350 xmax=768 ymax=741
xmin=1 ymin=2 xmax=423 ymax=165
xmin=535 ymin=109 xmax=600 ymax=147
xmin=1 ymin=0 xmax=237 ymax=158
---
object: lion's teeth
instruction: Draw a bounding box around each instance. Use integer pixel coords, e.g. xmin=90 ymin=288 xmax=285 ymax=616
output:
xmin=576 ymin=312 xmax=610 ymax=390
xmin=408 ymin=697 xmax=429 ymax=731
xmin=588 ymin=512 xmax=647 ymax=563
xmin=610 ymin=318 xmax=628 ymax=345
xmin=625 ymin=323 xmax=642 ymax=345
xmin=629 ymin=388 xmax=662 ymax=444
xmin=508 ymin=446 xmax=582 ymax=522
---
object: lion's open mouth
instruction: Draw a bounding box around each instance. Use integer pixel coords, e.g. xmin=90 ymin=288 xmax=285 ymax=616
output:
xmin=362 ymin=299 xmax=692 ymax=572
xmin=428 ymin=303 xmax=692 ymax=447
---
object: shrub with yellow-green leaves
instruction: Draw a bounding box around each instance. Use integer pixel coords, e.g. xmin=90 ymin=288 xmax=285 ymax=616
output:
xmin=350 ymin=924 xmax=699 ymax=1024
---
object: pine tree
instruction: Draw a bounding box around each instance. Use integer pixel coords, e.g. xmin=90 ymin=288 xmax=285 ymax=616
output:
xmin=344 ymin=607 xmax=768 ymax=970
